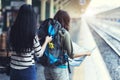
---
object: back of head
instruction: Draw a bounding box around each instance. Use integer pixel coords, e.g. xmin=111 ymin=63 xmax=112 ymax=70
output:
xmin=9 ymin=4 xmax=37 ymax=54
xmin=54 ymin=10 xmax=70 ymax=31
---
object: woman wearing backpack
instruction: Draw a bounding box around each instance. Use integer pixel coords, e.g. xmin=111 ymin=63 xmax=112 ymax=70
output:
xmin=9 ymin=4 xmax=52 ymax=80
xmin=44 ymin=10 xmax=91 ymax=80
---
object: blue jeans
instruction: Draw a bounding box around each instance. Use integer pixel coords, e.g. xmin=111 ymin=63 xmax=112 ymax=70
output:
xmin=10 ymin=65 xmax=37 ymax=80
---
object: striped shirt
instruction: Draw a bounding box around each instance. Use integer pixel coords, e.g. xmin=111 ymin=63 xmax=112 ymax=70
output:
xmin=10 ymin=36 xmax=44 ymax=69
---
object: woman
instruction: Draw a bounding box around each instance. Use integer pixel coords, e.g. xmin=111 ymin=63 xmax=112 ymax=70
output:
xmin=44 ymin=10 xmax=90 ymax=80
xmin=9 ymin=4 xmax=52 ymax=80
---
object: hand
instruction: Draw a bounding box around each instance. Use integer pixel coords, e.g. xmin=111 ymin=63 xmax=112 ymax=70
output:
xmin=86 ymin=51 xmax=91 ymax=56
xmin=45 ymin=36 xmax=52 ymax=43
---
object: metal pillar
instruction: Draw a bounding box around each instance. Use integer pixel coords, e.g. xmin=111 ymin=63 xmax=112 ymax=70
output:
xmin=40 ymin=0 xmax=47 ymax=21
xmin=49 ymin=0 xmax=54 ymax=18
xmin=25 ymin=0 xmax=32 ymax=5
xmin=0 ymin=0 xmax=1 ymax=14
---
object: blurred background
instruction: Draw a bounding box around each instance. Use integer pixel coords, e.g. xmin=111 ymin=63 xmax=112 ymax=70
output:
xmin=0 ymin=0 xmax=120 ymax=80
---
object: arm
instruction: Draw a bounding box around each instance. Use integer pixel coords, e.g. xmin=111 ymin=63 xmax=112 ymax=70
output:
xmin=63 ymin=30 xmax=74 ymax=59
xmin=63 ymin=30 xmax=91 ymax=59
xmin=34 ymin=35 xmax=52 ymax=57
xmin=73 ymin=51 xmax=91 ymax=58
xmin=72 ymin=41 xmax=92 ymax=58
xmin=40 ymin=36 xmax=52 ymax=54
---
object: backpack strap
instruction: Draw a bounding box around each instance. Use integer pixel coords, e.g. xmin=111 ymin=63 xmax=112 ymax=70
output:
xmin=59 ymin=28 xmax=71 ymax=73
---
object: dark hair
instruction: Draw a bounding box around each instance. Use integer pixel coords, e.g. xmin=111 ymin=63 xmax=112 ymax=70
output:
xmin=9 ymin=4 xmax=37 ymax=54
xmin=54 ymin=10 xmax=70 ymax=31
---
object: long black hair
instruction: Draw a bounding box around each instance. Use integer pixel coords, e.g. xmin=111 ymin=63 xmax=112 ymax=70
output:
xmin=9 ymin=4 xmax=37 ymax=54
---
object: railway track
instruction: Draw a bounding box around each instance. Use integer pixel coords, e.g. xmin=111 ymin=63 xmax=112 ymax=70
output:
xmin=87 ymin=19 xmax=120 ymax=56
xmin=91 ymin=24 xmax=120 ymax=56
xmin=86 ymin=19 xmax=120 ymax=80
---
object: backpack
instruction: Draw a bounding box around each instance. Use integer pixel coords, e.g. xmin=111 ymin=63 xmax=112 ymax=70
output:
xmin=37 ymin=18 xmax=68 ymax=67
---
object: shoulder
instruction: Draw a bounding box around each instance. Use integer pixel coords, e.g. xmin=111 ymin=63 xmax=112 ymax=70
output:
xmin=62 ymin=28 xmax=70 ymax=38
xmin=59 ymin=28 xmax=71 ymax=41
xmin=59 ymin=28 xmax=70 ymax=36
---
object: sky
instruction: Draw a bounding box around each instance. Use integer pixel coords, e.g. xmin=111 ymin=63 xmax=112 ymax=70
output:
xmin=84 ymin=0 xmax=120 ymax=16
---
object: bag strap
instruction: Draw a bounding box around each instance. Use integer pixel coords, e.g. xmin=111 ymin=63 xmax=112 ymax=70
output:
xmin=66 ymin=55 xmax=71 ymax=73
xmin=59 ymin=28 xmax=71 ymax=73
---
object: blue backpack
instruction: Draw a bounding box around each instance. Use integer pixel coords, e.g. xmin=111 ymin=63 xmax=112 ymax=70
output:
xmin=38 ymin=18 xmax=68 ymax=67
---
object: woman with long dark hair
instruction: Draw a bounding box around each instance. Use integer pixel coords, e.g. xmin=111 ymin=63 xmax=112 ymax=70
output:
xmin=9 ymin=4 xmax=52 ymax=80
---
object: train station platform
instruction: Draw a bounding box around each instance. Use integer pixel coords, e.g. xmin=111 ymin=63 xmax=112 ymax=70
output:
xmin=70 ymin=18 xmax=112 ymax=80
xmin=0 ymin=17 xmax=113 ymax=80
xmin=0 ymin=0 xmax=120 ymax=80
